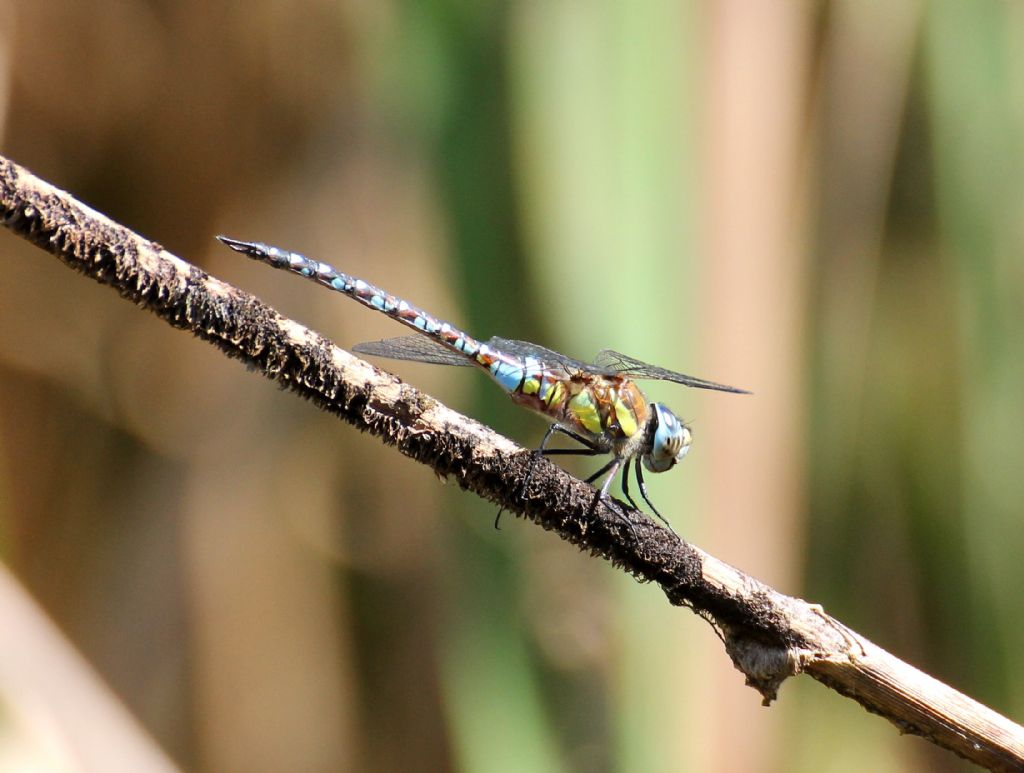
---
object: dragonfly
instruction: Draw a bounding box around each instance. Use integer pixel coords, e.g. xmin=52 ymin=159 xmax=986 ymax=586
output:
xmin=218 ymin=236 xmax=749 ymax=532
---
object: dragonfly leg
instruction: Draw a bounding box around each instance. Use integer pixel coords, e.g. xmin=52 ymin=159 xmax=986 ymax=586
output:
xmin=524 ymin=425 xmax=585 ymax=494
xmin=497 ymin=425 xmax=557 ymax=529
xmin=582 ymin=458 xmax=638 ymax=542
xmin=619 ymin=459 xmax=642 ymax=512
xmin=634 ymin=457 xmax=677 ymax=534
xmin=545 ymin=425 xmax=601 ymax=449
xmin=496 ymin=424 xmax=603 ymax=529
xmin=584 ymin=457 xmax=622 ymax=488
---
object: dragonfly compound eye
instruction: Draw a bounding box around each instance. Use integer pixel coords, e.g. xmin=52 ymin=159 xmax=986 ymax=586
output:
xmin=643 ymin=403 xmax=691 ymax=473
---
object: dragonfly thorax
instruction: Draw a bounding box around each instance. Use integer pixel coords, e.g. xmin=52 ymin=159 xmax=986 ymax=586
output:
xmin=642 ymin=403 xmax=692 ymax=474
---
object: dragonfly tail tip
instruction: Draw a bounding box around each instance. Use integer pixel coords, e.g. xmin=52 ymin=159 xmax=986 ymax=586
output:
xmin=216 ymin=235 xmax=255 ymax=254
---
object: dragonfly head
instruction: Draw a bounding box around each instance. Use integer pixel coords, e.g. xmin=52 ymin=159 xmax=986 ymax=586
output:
xmin=642 ymin=403 xmax=692 ymax=473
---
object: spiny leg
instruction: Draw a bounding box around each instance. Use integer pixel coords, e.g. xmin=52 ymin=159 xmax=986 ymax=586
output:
xmin=495 ymin=424 xmax=603 ymax=529
xmin=583 ymin=458 xmax=639 ymax=543
xmin=527 ymin=425 xmax=598 ymax=488
xmin=583 ymin=456 xmax=621 ymax=489
xmin=634 ymin=457 xmax=676 ymax=534
xmin=619 ymin=459 xmax=642 ymax=512
xmin=547 ymin=424 xmax=600 ymax=449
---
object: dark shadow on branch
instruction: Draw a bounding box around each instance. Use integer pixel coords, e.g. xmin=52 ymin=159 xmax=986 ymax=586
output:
xmin=1 ymin=155 xmax=1022 ymax=772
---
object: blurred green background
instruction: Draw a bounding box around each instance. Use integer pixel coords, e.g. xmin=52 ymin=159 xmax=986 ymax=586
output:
xmin=0 ymin=1 xmax=1021 ymax=771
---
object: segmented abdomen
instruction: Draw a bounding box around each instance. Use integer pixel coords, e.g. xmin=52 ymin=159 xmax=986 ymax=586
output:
xmin=221 ymin=238 xmax=650 ymax=445
xmin=222 ymin=239 xmax=538 ymax=395
xmin=222 ymin=238 xmax=489 ymax=349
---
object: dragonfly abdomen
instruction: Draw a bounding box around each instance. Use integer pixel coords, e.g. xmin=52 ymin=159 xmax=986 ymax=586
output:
xmin=219 ymin=236 xmax=560 ymax=399
xmin=218 ymin=237 xmax=497 ymax=361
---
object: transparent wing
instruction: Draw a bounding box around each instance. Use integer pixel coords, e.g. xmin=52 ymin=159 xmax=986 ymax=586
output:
xmin=352 ymin=335 xmax=473 ymax=367
xmin=594 ymin=349 xmax=751 ymax=394
xmin=486 ymin=337 xmax=605 ymax=375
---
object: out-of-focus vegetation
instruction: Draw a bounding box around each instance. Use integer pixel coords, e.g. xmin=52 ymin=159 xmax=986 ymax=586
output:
xmin=0 ymin=2 xmax=1020 ymax=771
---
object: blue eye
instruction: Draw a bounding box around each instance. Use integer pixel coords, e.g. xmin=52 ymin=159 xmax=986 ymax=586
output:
xmin=642 ymin=403 xmax=692 ymax=473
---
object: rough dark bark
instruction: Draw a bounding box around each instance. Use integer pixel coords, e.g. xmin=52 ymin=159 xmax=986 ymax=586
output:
xmin=2 ymin=155 xmax=1022 ymax=771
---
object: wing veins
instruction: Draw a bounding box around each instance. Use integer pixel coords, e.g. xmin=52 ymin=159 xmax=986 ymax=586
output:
xmin=594 ymin=349 xmax=750 ymax=394
xmin=486 ymin=337 xmax=612 ymax=375
xmin=352 ymin=335 xmax=473 ymax=367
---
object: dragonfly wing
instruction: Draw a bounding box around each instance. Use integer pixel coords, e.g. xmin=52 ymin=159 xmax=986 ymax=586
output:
xmin=352 ymin=335 xmax=474 ymax=367
xmin=594 ymin=349 xmax=751 ymax=394
xmin=487 ymin=337 xmax=605 ymax=375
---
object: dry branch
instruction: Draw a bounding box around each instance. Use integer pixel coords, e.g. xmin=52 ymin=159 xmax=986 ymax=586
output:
xmin=1 ymin=155 xmax=1022 ymax=771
